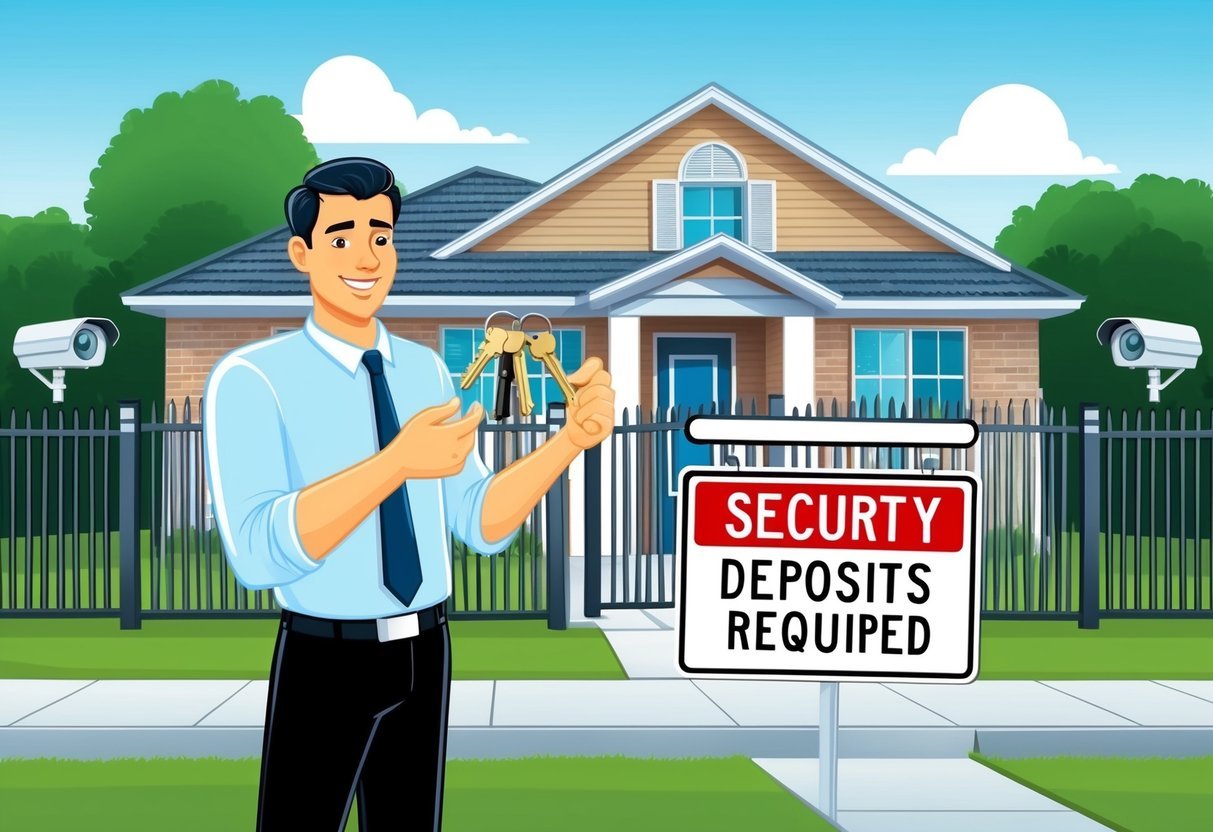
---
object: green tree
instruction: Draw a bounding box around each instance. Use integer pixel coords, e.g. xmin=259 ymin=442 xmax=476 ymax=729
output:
xmin=997 ymin=175 xmax=1213 ymax=412
xmin=85 ymin=79 xmax=319 ymax=262
xmin=0 ymin=210 xmax=102 ymax=408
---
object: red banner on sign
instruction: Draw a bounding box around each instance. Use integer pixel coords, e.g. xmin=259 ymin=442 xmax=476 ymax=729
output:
xmin=692 ymin=480 xmax=966 ymax=553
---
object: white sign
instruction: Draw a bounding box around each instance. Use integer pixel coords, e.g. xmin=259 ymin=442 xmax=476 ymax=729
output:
xmin=677 ymin=467 xmax=982 ymax=683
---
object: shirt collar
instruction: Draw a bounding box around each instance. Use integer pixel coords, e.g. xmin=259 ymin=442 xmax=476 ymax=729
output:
xmin=304 ymin=313 xmax=393 ymax=375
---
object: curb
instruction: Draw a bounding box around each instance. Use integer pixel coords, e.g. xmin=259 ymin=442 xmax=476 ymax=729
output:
xmin=4 ymin=725 xmax=1211 ymax=761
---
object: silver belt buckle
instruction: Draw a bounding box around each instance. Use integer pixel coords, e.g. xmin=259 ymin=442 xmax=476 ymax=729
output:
xmin=376 ymin=612 xmax=420 ymax=642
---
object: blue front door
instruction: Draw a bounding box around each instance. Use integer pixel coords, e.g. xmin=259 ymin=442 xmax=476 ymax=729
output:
xmin=656 ymin=336 xmax=733 ymax=552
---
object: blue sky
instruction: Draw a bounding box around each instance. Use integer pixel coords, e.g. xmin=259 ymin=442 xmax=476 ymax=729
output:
xmin=0 ymin=0 xmax=1209 ymax=245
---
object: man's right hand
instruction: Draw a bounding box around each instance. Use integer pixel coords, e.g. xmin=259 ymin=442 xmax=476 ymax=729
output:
xmin=389 ymin=397 xmax=483 ymax=479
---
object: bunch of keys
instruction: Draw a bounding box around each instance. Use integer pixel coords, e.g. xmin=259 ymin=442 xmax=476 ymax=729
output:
xmin=459 ymin=311 xmax=580 ymax=422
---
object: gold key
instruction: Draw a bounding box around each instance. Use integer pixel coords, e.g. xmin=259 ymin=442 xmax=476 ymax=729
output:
xmin=512 ymin=349 xmax=535 ymax=416
xmin=460 ymin=325 xmax=508 ymax=389
xmin=492 ymin=326 xmax=530 ymax=420
xmin=527 ymin=330 xmax=578 ymax=407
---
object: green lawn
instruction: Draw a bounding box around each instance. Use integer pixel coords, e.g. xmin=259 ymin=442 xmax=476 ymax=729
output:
xmin=0 ymin=618 xmax=626 ymax=680
xmin=2 ymin=617 xmax=1210 ymax=681
xmin=982 ymin=529 xmax=1212 ymax=613
xmin=0 ymin=756 xmax=834 ymax=832
xmin=977 ymin=619 xmax=1213 ymax=679
xmin=973 ymin=754 xmax=1213 ymax=832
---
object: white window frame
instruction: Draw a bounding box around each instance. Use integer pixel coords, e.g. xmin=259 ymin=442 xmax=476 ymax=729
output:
xmin=677 ymin=142 xmax=748 ymax=249
xmin=850 ymin=325 xmax=970 ymax=417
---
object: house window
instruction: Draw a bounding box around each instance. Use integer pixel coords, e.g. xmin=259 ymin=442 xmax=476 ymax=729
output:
xmin=680 ymin=143 xmax=746 ymax=246
xmin=853 ymin=328 xmax=967 ymax=417
xmin=682 ymin=186 xmax=743 ymax=245
xmin=441 ymin=326 xmax=585 ymax=418
xmin=652 ymin=142 xmax=775 ymax=252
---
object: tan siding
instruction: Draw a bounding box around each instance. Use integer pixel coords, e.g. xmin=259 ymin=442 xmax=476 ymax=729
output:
xmin=475 ymin=105 xmax=949 ymax=253
xmin=675 ymin=258 xmax=790 ymax=294
xmin=639 ymin=317 xmax=770 ymax=415
xmin=812 ymin=318 xmax=1040 ymax=415
xmin=165 ymin=317 xmax=608 ymax=405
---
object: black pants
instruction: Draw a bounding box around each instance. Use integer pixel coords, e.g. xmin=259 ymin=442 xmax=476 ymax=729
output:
xmin=256 ymin=612 xmax=452 ymax=831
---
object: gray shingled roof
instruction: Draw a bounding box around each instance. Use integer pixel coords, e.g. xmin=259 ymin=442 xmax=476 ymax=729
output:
xmin=123 ymin=167 xmax=1080 ymax=301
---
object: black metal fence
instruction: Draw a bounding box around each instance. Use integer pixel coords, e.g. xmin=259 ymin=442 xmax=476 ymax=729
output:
xmin=3 ymin=395 xmax=1210 ymax=627
xmin=582 ymin=396 xmax=1213 ymax=624
xmin=0 ymin=399 xmax=570 ymax=627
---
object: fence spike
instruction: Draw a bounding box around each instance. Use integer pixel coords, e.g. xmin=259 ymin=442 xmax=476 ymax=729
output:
xmin=183 ymin=397 xmax=193 ymax=425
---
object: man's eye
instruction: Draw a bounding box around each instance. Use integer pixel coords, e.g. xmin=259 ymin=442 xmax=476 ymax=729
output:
xmin=331 ymin=238 xmax=348 ymax=249
xmin=375 ymin=235 xmax=390 ymax=246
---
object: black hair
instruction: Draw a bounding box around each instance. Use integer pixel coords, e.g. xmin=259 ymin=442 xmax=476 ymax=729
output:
xmin=284 ymin=157 xmax=402 ymax=247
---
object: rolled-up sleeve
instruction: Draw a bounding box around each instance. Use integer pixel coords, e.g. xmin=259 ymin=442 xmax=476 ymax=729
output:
xmin=203 ymin=356 xmax=321 ymax=589
xmin=433 ymin=351 xmax=520 ymax=556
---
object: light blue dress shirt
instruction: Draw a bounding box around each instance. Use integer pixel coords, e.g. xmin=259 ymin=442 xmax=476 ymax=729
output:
xmin=202 ymin=312 xmax=518 ymax=619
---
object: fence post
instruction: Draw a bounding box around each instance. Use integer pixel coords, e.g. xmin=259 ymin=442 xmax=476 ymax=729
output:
xmin=1078 ymin=403 xmax=1101 ymax=629
xmin=119 ymin=401 xmax=142 ymax=630
xmin=546 ymin=403 xmax=569 ymax=630
xmin=767 ymin=395 xmax=785 ymax=467
xmin=584 ymin=441 xmax=603 ymax=619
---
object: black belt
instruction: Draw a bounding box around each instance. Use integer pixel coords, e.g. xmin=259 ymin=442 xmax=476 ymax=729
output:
xmin=281 ymin=604 xmax=447 ymax=641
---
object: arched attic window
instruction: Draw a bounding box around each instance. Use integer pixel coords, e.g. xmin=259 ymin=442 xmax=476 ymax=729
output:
xmin=652 ymin=142 xmax=776 ymax=252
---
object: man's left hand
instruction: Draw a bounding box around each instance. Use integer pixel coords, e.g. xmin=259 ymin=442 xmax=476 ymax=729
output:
xmin=562 ymin=357 xmax=614 ymax=449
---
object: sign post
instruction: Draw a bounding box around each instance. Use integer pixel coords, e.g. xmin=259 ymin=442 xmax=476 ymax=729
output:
xmin=676 ymin=416 xmax=981 ymax=822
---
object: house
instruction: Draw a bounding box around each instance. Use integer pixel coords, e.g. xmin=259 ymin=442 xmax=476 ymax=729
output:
xmin=122 ymin=84 xmax=1080 ymax=557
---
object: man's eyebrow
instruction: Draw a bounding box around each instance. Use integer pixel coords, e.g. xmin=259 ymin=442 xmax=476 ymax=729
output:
xmin=370 ymin=219 xmax=393 ymax=230
xmin=323 ymin=220 xmax=356 ymax=233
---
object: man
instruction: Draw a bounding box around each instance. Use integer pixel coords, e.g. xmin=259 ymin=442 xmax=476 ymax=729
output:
xmin=202 ymin=157 xmax=614 ymax=831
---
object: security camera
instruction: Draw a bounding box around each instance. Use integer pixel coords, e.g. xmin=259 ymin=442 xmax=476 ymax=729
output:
xmin=12 ymin=317 xmax=121 ymax=403
xmin=1096 ymin=317 xmax=1202 ymax=403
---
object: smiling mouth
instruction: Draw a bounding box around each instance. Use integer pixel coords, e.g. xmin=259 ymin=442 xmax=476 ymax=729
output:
xmin=340 ymin=276 xmax=379 ymax=291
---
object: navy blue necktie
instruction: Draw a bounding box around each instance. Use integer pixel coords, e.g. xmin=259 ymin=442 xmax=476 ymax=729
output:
xmin=361 ymin=350 xmax=423 ymax=606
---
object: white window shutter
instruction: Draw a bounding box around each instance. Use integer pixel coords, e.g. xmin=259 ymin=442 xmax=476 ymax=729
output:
xmin=652 ymin=179 xmax=680 ymax=250
xmin=747 ymin=180 xmax=776 ymax=251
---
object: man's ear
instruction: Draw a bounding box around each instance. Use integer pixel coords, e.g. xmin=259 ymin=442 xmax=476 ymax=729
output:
xmin=287 ymin=236 xmax=310 ymax=273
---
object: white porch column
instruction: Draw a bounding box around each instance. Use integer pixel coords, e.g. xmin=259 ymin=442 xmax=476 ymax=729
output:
xmin=783 ymin=316 xmax=815 ymax=415
xmin=601 ymin=316 xmax=641 ymax=567
xmin=609 ymin=316 xmax=642 ymax=417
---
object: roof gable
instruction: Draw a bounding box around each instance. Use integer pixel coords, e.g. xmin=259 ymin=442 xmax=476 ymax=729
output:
xmin=431 ymin=84 xmax=1013 ymax=272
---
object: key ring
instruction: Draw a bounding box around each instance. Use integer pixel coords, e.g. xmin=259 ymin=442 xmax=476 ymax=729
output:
xmin=483 ymin=310 xmax=519 ymax=334
xmin=518 ymin=312 xmax=553 ymax=335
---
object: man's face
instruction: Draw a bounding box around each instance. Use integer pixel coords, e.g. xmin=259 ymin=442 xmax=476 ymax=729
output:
xmin=287 ymin=192 xmax=397 ymax=321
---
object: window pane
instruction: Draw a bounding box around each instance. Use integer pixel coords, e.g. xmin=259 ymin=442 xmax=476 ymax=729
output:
xmin=545 ymin=378 xmax=562 ymax=408
xmin=529 ymin=377 xmax=544 ymax=411
xmin=713 ymin=218 xmax=743 ymax=239
xmin=941 ymin=379 xmax=965 ymax=416
xmin=854 ymin=378 xmax=879 ymax=412
xmin=880 ymin=330 xmax=906 ymax=376
xmin=939 ymin=331 xmax=965 ymax=376
xmin=683 ymin=219 xmax=711 ymax=245
xmin=443 ymin=328 xmax=473 ymax=373
xmin=912 ymin=378 xmax=938 ymax=415
xmin=558 ymin=329 xmax=584 ymax=367
xmin=912 ymin=331 xmax=937 ymax=375
xmin=854 ymin=330 xmax=880 ymax=375
xmin=713 ymin=186 xmax=742 ymax=215
xmin=683 ymin=187 xmax=711 ymax=216
xmin=880 ymin=379 xmax=906 ymax=417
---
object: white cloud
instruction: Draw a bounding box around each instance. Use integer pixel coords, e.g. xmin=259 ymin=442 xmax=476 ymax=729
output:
xmin=294 ymin=56 xmax=527 ymax=144
xmin=887 ymin=84 xmax=1117 ymax=175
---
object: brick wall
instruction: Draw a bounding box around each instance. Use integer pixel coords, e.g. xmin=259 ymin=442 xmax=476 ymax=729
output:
xmin=813 ymin=318 xmax=1040 ymax=414
xmin=165 ymin=316 xmax=608 ymax=405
